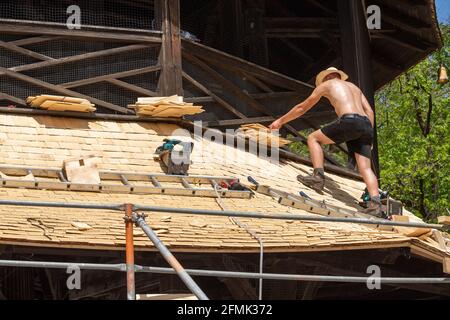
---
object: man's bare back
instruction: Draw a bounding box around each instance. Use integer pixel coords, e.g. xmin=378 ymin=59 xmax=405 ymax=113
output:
xmin=268 ymin=76 xmax=375 ymax=129
xmin=320 ymin=79 xmax=367 ymax=118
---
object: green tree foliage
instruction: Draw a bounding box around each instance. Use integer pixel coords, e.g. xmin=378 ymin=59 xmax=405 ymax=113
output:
xmin=375 ymin=23 xmax=449 ymax=221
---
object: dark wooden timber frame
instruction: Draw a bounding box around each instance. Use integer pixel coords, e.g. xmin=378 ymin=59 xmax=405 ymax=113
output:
xmin=157 ymin=0 xmax=183 ymax=96
xmin=0 ymin=22 xmax=163 ymax=114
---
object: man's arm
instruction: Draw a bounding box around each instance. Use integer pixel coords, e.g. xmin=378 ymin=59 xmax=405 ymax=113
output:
xmin=269 ymin=85 xmax=324 ymax=130
xmin=361 ymin=93 xmax=375 ymax=127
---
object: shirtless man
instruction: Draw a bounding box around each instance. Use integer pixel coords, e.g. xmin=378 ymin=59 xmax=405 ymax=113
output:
xmin=269 ymin=67 xmax=382 ymax=217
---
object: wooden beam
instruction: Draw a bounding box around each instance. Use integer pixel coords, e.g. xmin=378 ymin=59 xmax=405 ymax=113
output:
xmin=266 ymin=30 xmax=392 ymax=39
xmin=0 ymin=67 xmax=132 ymax=114
xmin=379 ymin=33 xmax=429 ymax=53
xmin=338 ymin=0 xmax=379 ymax=174
xmin=184 ymin=96 xmax=214 ymax=103
xmin=0 ymin=93 xmax=27 ymax=106
xmin=218 ymin=0 xmax=244 ymax=57
xmin=249 ymin=91 xmax=299 ymax=99
xmin=264 ymin=17 xmax=337 ymax=28
xmin=182 ymin=90 xmax=300 ymax=104
xmin=204 ymin=110 xmax=338 ymax=127
xmin=107 ymin=78 xmax=158 ymax=97
xmin=182 ymin=40 xmax=315 ymax=92
xmin=61 ymin=65 xmax=161 ymax=89
xmin=372 ymin=56 xmax=403 ymax=72
xmin=10 ymin=44 xmax=154 ymax=73
xmin=239 ymin=71 xmax=273 ymax=93
xmin=0 ymin=40 xmax=54 ymax=61
xmin=158 ymin=0 xmax=183 ymax=95
xmin=304 ymin=0 xmax=335 ymax=16
xmin=278 ymin=39 xmax=314 ymax=63
xmin=0 ymin=107 xmax=184 ymax=123
xmin=204 ymin=116 xmax=275 ymax=127
xmin=9 ymin=36 xmax=62 ymax=47
xmin=0 ymin=22 xmax=162 ymax=44
xmin=266 ymin=30 xmax=330 ymax=38
xmin=243 ymin=0 xmax=269 ymax=67
xmin=406 ymin=0 xmax=428 ymax=5
xmin=182 ymin=71 xmax=247 ymax=119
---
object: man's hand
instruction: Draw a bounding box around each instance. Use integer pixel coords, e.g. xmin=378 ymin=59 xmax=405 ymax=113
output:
xmin=269 ymin=86 xmax=323 ymax=131
xmin=269 ymin=119 xmax=283 ymax=131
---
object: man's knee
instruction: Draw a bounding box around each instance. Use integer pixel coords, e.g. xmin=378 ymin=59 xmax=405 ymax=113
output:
xmin=359 ymin=166 xmax=374 ymax=177
xmin=307 ymin=133 xmax=319 ymax=145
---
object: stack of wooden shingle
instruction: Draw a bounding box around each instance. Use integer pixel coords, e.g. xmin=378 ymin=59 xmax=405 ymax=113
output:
xmin=237 ymin=123 xmax=291 ymax=147
xmin=27 ymin=95 xmax=96 ymax=112
xmin=130 ymin=95 xmax=204 ymax=118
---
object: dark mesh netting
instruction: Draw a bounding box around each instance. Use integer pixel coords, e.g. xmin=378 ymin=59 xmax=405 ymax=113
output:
xmin=0 ymin=0 xmax=157 ymax=30
xmin=0 ymin=1 xmax=161 ymax=112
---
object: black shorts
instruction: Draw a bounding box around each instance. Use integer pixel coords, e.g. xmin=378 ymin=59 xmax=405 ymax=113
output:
xmin=321 ymin=114 xmax=374 ymax=159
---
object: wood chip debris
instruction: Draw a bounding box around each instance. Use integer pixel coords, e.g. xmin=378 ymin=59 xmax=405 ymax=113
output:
xmin=71 ymin=221 xmax=93 ymax=231
xmin=189 ymin=219 xmax=208 ymax=228
xmin=237 ymin=123 xmax=291 ymax=147
xmin=27 ymin=95 xmax=96 ymax=112
xmin=129 ymin=95 xmax=204 ymax=118
xmin=160 ymin=215 xmax=172 ymax=222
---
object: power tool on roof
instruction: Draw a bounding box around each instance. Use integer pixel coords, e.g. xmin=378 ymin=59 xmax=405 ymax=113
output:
xmin=360 ymin=188 xmax=403 ymax=217
xmin=156 ymin=139 xmax=194 ymax=176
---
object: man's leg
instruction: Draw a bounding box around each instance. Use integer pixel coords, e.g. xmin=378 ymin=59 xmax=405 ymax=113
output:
xmin=354 ymin=152 xmax=379 ymax=197
xmin=298 ymin=130 xmax=335 ymax=192
xmin=307 ymin=129 xmax=335 ymax=168
xmin=354 ymin=152 xmax=384 ymax=217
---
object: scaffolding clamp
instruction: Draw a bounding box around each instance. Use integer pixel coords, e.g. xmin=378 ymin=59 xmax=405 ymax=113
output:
xmin=131 ymin=211 xmax=148 ymax=226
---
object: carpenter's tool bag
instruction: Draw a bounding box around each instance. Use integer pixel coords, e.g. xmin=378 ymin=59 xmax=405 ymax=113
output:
xmin=156 ymin=139 xmax=194 ymax=175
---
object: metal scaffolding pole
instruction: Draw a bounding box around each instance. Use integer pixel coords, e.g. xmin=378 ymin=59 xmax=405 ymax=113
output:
xmin=124 ymin=203 xmax=136 ymax=300
xmin=134 ymin=205 xmax=443 ymax=229
xmin=0 ymin=200 xmax=444 ymax=230
xmin=1 ymin=259 xmax=449 ymax=285
xmin=133 ymin=213 xmax=209 ymax=300
xmin=0 ymin=260 xmax=124 ymax=271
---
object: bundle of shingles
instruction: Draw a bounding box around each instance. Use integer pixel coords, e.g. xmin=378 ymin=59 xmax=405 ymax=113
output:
xmin=237 ymin=123 xmax=291 ymax=147
xmin=129 ymin=95 xmax=204 ymax=118
xmin=27 ymin=95 xmax=96 ymax=112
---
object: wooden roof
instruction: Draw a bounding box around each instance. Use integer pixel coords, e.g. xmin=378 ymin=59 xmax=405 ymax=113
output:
xmin=0 ymin=113 xmax=447 ymax=266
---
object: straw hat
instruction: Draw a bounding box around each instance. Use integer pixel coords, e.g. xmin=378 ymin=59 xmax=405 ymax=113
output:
xmin=315 ymin=67 xmax=349 ymax=86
